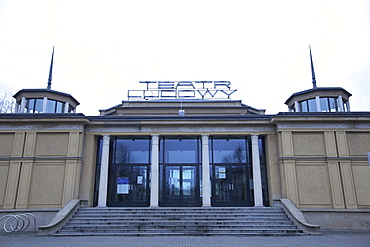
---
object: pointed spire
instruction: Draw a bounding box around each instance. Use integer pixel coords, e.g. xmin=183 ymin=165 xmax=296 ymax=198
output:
xmin=47 ymin=46 xmax=54 ymax=90
xmin=309 ymin=45 xmax=317 ymax=88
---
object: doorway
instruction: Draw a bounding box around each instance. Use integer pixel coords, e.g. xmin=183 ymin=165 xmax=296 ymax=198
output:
xmin=211 ymin=164 xmax=253 ymax=206
xmin=160 ymin=165 xmax=201 ymax=207
xmin=107 ymin=164 xmax=150 ymax=207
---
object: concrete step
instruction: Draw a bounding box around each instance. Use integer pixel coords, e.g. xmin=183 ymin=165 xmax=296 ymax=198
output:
xmin=66 ymin=220 xmax=293 ymax=226
xmin=61 ymin=224 xmax=298 ymax=230
xmin=54 ymin=207 xmax=306 ymax=236
xmin=56 ymin=229 xmax=307 ymax=236
xmin=69 ymin=217 xmax=289 ymax=222
xmin=54 ymin=232 xmax=308 ymax=237
xmin=57 ymin=227 xmax=304 ymax=233
xmin=77 ymin=208 xmax=284 ymax=213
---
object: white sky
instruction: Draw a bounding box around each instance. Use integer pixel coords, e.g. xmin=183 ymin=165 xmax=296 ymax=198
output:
xmin=0 ymin=0 xmax=369 ymax=116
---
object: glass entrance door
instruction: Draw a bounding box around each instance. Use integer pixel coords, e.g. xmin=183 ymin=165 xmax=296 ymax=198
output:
xmin=211 ymin=165 xmax=253 ymax=207
xmin=107 ymin=165 xmax=149 ymax=207
xmin=160 ymin=165 xmax=201 ymax=207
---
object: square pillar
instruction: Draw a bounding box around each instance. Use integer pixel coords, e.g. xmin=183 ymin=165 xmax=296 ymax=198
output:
xmin=20 ymin=97 xmax=26 ymax=113
xmin=251 ymin=134 xmax=264 ymax=207
xmin=97 ymin=134 xmax=110 ymax=207
xmin=201 ymin=134 xmax=211 ymax=207
xmin=42 ymin=97 xmax=48 ymax=113
xmin=315 ymin=96 xmax=321 ymax=112
xmin=150 ymin=134 xmax=160 ymax=207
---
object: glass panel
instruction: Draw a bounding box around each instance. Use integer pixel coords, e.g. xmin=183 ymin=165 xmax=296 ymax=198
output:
xmin=132 ymin=166 xmax=147 ymax=202
xmin=25 ymin=99 xmax=35 ymax=113
xmin=114 ymin=137 xmax=150 ymax=164
xmin=68 ymin=105 xmax=74 ymax=113
xmin=299 ymin=101 xmax=308 ymax=112
xmin=108 ymin=164 xmax=149 ymax=206
xmin=344 ymin=101 xmax=348 ymax=112
xmin=114 ymin=166 xmax=130 ymax=202
xmin=34 ymin=99 xmax=43 ymax=113
xmin=212 ymin=165 xmax=251 ymax=205
xmin=211 ymin=137 xmax=247 ymax=163
xmin=307 ymin=98 xmax=317 ymax=112
xmin=182 ymin=166 xmax=196 ymax=196
xmin=231 ymin=165 xmax=248 ymax=202
xmin=320 ymin=98 xmax=330 ymax=112
xmin=160 ymin=136 xmax=199 ymax=163
xmin=329 ymin=98 xmax=338 ymax=112
xmin=258 ymin=136 xmax=269 ymax=206
xmin=46 ymin=100 xmax=56 ymax=113
xmin=167 ymin=166 xmax=180 ymax=198
xmin=210 ymin=135 xmax=266 ymax=207
xmin=56 ymin=101 xmax=64 ymax=113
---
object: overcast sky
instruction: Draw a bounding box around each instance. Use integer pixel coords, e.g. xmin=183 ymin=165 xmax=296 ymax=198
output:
xmin=0 ymin=0 xmax=369 ymax=115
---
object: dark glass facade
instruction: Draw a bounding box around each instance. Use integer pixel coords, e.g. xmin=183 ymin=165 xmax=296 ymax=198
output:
xmin=94 ymin=135 xmax=268 ymax=207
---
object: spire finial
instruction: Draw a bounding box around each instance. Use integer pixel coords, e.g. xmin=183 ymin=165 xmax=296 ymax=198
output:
xmin=309 ymin=45 xmax=317 ymax=88
xmin=47 ymin=46 xmax=54 ymax=90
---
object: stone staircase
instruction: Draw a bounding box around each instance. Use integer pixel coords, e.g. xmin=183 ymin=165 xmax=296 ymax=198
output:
xmin=53 ymin=207 xmax=308 ymax=236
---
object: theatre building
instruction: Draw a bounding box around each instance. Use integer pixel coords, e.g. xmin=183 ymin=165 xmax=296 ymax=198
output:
xmin=0 ymin=80 xmax=369 ymax=234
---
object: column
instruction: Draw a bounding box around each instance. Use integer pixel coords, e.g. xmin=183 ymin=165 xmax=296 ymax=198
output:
xmin=315 ymin=96 xmax=321 ymax=112
xmin=20 ymin=97 xmax=26 ymax=113
xmin=64 ymin=102 xmax=70 ymax=113
xmin=201 ymin=134 xmax=211 ymax=207
xmin=251 ymin=134 xmax=264 ymax=207
xmin=15 ymin=102 xmax=19 ymax=113
xmin=338 ymin=96 xmax=344 ymax=112
xmin=97 ymin=134 xmax=110 ymax=207
xmin=294 ymin=101 xmax=299 ymax=112
xmin=42 ymin=97 xmax=48 ymax=113
xmin=346 ymin=100 xmax=351 ymax=112
xmin=150 ymin=134 xmax=159 ymax=207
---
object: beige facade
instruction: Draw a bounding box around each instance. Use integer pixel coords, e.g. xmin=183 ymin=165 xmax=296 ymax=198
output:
xmin=274 ymin=115 xmax=370 ymax=210
xmin=0 ymin=88 xmax=369 ymax=229
xmin=0 ymin=117 xmax=87 ymax=209
xmin=1 ymin=108 xmax=369 ymax=210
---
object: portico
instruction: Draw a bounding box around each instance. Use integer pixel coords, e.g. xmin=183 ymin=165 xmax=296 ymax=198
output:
xmin=96 ymin=133 xmax=267 ymax=208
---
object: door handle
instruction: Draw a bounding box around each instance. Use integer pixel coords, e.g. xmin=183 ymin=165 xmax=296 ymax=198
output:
xmin=229 ymin=184 xmax=234 ymax=190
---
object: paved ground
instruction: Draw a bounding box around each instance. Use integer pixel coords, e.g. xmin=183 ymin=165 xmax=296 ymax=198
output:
xmin=0 ymin=230 xmax=369 ymax=247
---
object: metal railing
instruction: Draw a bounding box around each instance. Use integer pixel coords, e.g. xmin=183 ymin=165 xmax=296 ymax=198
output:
xmin=0 ymin=213 xmax=36 ymax=232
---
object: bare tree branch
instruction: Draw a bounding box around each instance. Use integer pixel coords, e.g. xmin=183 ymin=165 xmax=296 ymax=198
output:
xmin=0 ymin=91 xmax=15 ymax=113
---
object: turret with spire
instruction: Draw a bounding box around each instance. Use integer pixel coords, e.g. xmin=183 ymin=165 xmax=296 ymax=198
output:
xmin=13 ymin=47 xmax=79 ymax=113
xmin=284 ymin=46 xmax=351 ymax=112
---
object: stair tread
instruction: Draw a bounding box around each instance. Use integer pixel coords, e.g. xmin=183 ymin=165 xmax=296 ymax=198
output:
xmin=55 ymin=207 xmax=308 ymax=236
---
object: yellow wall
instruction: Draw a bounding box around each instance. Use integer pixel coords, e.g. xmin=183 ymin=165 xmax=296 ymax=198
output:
xmin=0 ymin=130 xmax=83 ymax=209
xmin=1 ymin=116 xmax=369 ymax=210
xmin=279 ymin=130 xmax=370 ymax=209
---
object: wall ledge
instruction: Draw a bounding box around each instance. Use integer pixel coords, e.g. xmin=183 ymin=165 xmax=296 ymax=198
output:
xmin=38 ymin=199 xmax=87 ymax=235
xmin=274 ymin=199 xmax=321 ymax=235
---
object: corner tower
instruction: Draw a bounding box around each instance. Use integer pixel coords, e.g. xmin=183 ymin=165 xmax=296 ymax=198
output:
xmin=284 ymin=46 xmax=351 ymax=112
xmin=12 ymin=47 xmax=80 ymax=113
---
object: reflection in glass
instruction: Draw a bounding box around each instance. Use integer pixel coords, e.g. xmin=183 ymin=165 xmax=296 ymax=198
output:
xmin=113 ymin=137 xmax=150 ymax=164
xmin=25 ymin=99 xmax=44 ymax=113
xmin=211 ymin=137 xmax=249 ymax=163
xmin=210 ymin=136 xmax=268 ymax=206
xmin=160 ymin=136 xmax=200 ymax=163
xmin=320 ymin=97 xmax=340 ymax=112
xmin=307 ymin=98 xmax=317 ymax=111
xmin=46 ymin=100 xmax=56 ymax=113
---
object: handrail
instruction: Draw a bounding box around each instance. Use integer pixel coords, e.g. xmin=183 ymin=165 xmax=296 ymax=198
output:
xmin=274 ymin=198 xmax=321 ymax=235
xmin=38 ymin=199 xmax=87 ymax=235
xmin=0 ymin=213 xmax=36 ymax=232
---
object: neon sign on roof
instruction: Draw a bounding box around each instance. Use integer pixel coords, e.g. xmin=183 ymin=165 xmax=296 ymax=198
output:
xmin=128 ymin=81 xmax=237 ymax=100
